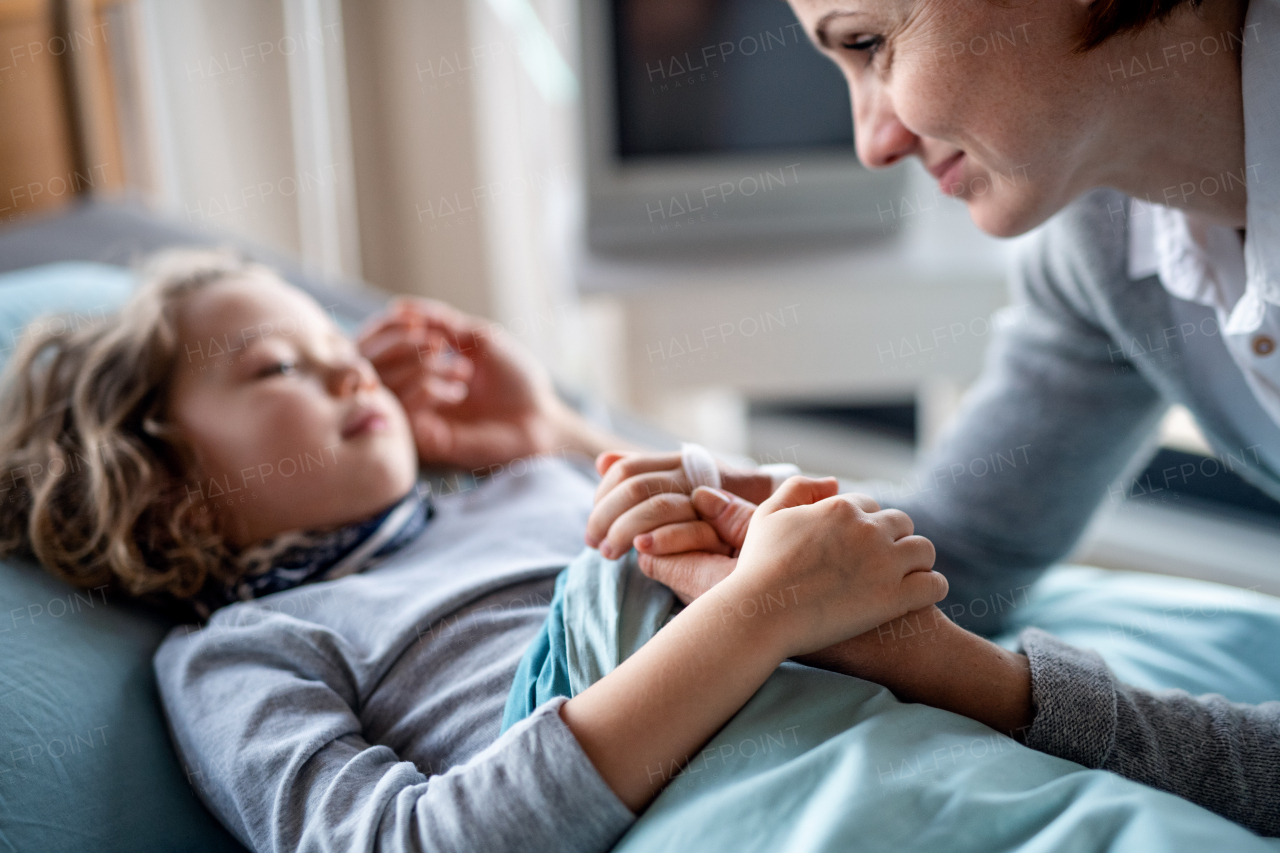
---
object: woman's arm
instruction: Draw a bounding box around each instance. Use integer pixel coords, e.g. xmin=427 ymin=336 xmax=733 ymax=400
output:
xmin=621 ymin=486 xmax=1280 ymax=836
xmin=1018 ymin=628 xmax=1280 ymax=837
xmin=806 ymin=614 xmax=1280 ymax=837
xmin=797 ymin=607 xmax=1033 ymax=738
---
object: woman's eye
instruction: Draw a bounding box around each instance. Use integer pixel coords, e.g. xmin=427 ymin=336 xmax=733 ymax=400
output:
xmin=841 ymin=35 xmax=884 ymax=56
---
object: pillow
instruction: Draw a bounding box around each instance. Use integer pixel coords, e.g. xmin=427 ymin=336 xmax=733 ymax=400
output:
xmin=0 ymin=262 xmax=247 ymax=851
xmin=0 ymin=262 xmax=135 ymax=372
xmin=0 ymin=260 xmax=363 ymax=375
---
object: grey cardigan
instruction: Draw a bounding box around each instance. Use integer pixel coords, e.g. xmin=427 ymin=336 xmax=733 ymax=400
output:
xmin=890 ymin=189 xmax=1280 ymax=836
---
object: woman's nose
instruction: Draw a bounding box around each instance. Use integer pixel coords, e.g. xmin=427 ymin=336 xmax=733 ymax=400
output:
xmin=854 ymin=90 xmax=919 ymax=170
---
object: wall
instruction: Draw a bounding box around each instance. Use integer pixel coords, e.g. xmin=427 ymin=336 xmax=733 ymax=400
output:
xmin=341 ymin=0 xmax=493 ymax=315
xmin=138 ymin=0 xmax=303 ymax=255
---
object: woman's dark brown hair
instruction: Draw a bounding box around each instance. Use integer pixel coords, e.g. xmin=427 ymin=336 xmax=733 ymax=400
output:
xmin=1079 ymin=0 xmax=1206 ymax=50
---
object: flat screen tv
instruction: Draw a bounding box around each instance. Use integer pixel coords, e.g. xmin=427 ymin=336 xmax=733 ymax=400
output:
xmin=580 ymin=0 xmax=907 ymax=253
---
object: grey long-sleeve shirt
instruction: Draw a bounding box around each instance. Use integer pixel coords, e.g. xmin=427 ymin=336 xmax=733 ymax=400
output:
xmin=879 ymin=187 xmax=1280 ymax=835
xmin=1021 ymin=628 xmax=1280 ymax=836
xmin=884 ymin=190 xmax=1280 ymax=637
xmin=154 ymin=458 xmax=635 ymax=853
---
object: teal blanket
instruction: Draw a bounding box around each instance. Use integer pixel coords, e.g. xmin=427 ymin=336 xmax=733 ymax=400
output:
xmin=504 ymin=549 xmax=1280 ymax=851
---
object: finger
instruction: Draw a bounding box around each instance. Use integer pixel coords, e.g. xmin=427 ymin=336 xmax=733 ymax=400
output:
xmin=383 ymin=298 xmax=491 ymax=356
xmin=383 ymin=375 xmax=470 ymax=415
xmin=375 ymin=358 xmax=471 ymax=404
xmin=356 ymin=305 xmax=434 ymax=344
xmin=596 ymin=451 xmax=627 ymax=476
xmin=585 ymin=470 xmax=686 ymax=547
xmin=873 ymin=508 xmax=914 ymax=541
xmin=425 ymin=376 xmax=469 ymax=404
xmin=636 ymin=552 xmax=736 ymax=605
xmin=840 ymin=493 xmax=881 ymax=513
xmin=354 ymin=314 xmax=400 ymax=347
xmin=894 ymin=534 xmax=937 ymax=572
xmin=690 ymin=487 xmax=755 ymax=551
xmin=358 ymin=323 xmax=423 ymax=362
xmin=418 ymin=347 xmax=474 ymax=380
xmin=600 ymin=493 xmax=697 ymax=559
xmin=363 ymin=327 xmax=465 ymax=372
xmin=375 ymin=355 xmax=461 ymax=389
xmin=719 ymin=469 xmax=776 ymax=505
xmin=390 ymin=296 xmax=478 ymax=331
xmin=634 ymin=520 xmax=732 ymax=557
xmin=898 ymin=569 xmax=950 ymax=612
xmin=375 ymin=354 xmax=475 ymax=398
xmin=593 ymin=452 xmax=684 ymax=501
xmin=755 ymin=476 xmax=840 ymax=517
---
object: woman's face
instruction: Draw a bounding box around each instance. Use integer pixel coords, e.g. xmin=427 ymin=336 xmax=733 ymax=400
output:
xmin=790 ymin=0 xmax=1100 ymax=237
xmin=167 ymin=273 xmax=418 ymax=547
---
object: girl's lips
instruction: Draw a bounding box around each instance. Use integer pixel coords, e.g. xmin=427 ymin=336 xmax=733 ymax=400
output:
xmin=342 ymin=410 xmax=389 ymax=439
xmin=934 ymin=152 xmax=967 ymax=196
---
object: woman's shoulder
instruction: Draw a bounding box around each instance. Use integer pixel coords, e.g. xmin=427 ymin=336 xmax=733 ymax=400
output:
xmin=1009 ymin=188 xmax=1160 ymax=332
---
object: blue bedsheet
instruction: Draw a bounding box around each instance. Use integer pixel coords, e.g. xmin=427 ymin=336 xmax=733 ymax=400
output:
xmin=505 ymin=549 xmax=1280 ymax=851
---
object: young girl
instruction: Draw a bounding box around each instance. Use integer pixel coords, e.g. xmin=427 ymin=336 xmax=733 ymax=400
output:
xmin=0 ymin=249 xmax=946 ymax=852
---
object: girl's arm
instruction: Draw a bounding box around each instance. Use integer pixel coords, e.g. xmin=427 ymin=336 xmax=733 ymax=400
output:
xmin=563 ymin=476 xmax=948 ymax=812
xmin=356 ymin=298 xmax=642 ymax=469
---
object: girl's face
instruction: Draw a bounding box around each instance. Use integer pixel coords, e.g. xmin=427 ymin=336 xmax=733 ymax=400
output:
xmin=789 ymin=0 xmax=1102 ymax=237
xmin=167 ymin=273 xmax=418 ymax=547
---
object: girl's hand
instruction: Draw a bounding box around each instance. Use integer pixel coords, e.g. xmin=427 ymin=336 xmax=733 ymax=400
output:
xmin=626 ymin=486 xmax=755 ymax=603
xmin=585 ymin=451 xmax=774 ymax=552
xmin=717 ymin=476 xmax=947 ymax=659
xmin=356 ymin=298 xmax=585 ymax=469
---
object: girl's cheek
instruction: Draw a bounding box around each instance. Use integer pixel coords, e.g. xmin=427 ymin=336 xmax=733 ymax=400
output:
xmin=256 ymin=394 xmax=331 ymax=445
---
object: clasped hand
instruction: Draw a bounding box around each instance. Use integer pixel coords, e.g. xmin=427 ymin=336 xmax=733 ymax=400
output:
xmin=588 ymin=452 xmax=947 ymax=658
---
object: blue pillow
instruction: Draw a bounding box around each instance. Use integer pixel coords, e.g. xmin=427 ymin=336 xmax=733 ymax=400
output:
xmin=0 ymin=262 xmax=135 ymax=372
xmin=0 ymin=263 xmax=246 ymax=851
xmin=0 ymin=261 xmax=362 ymax=375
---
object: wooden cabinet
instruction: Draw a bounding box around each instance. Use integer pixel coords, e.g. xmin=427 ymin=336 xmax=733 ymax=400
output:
xmin=0 ymin=0 xmax=128 ymax=225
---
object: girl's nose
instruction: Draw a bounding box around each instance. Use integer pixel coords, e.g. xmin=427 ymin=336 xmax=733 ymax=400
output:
xmin=854 ymin=89 xmax=919 ymax=170
xmin=329 ymin=357 xmax=376 ymax=397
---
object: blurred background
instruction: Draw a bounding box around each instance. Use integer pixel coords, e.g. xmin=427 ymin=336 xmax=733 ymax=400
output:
xmin=2 ymin=0 xmax=1277 ymax=590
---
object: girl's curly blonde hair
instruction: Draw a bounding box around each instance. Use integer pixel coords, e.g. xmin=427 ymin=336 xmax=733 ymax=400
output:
xmin=0 ymin=248 xmax=270 ymax=603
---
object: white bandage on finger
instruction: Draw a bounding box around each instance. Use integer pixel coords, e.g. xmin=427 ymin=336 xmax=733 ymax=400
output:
xmin=758 ymin=463 xmax=801 ymax=493
xmin=680 ymin=442 xmax=722 ymax=491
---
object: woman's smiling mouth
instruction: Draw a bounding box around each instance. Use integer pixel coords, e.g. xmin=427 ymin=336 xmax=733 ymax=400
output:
xmin=929 ymin=151 xmax=967 ymax=196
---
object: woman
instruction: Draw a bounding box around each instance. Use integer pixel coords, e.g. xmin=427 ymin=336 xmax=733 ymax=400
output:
xmin=588 ymin=0 xmax=1280 ymax=837
xmin=0 ymin=250 xmax=946 ymax=852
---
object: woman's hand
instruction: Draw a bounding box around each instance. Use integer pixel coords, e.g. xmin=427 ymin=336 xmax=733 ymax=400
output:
xmin=709 ymin=477 xmax=947 ymax=658
xmin=585 ymin=451 xmax=775 ymax=553
xmin=357 ymin=297 xmax=623 ymax=469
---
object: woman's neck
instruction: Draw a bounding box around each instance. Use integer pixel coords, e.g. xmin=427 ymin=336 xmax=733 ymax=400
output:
xmin=1087 ymin=0 xmax=1251 ymax=228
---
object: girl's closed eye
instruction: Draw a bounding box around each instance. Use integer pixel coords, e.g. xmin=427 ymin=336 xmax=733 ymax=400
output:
xmin=256 ymin=358 xmax=298 ymax=379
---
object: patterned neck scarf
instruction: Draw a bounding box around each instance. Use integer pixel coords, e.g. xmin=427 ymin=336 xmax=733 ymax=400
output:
xmin=191 ymin=482 xmax=433 ymax=620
